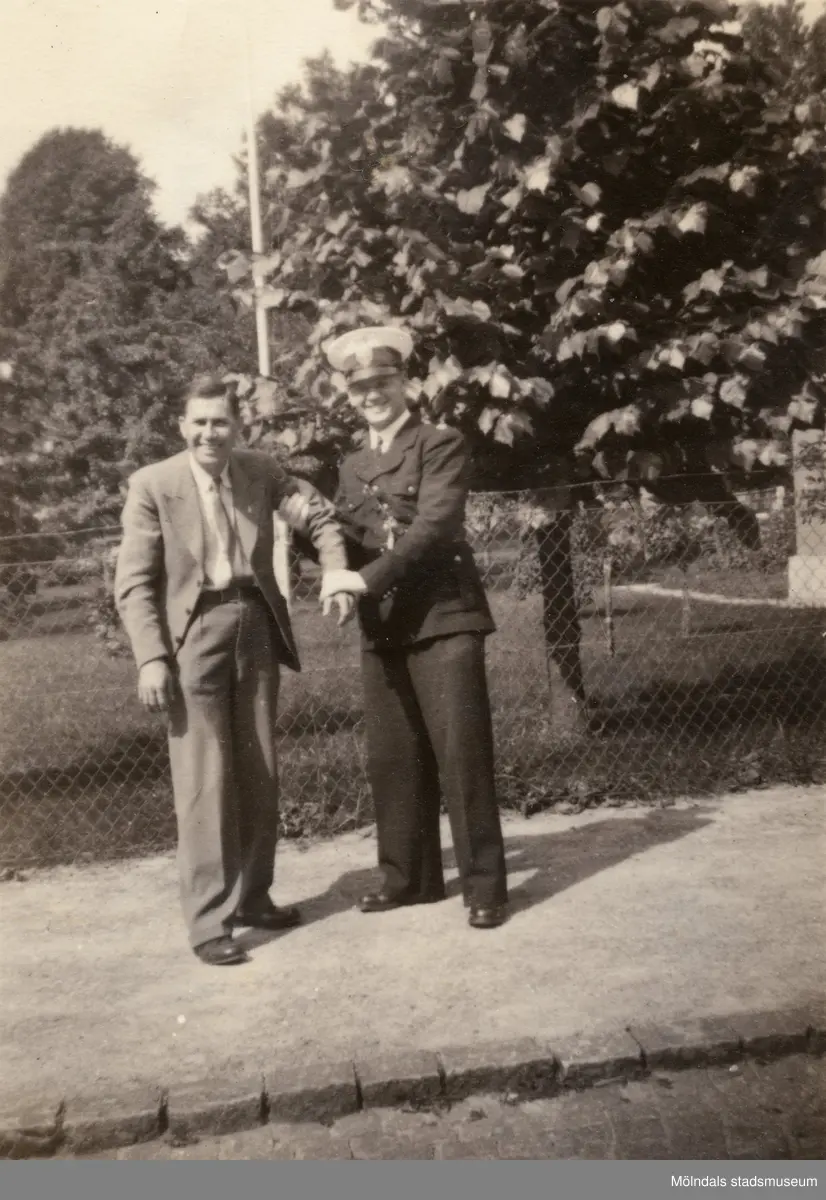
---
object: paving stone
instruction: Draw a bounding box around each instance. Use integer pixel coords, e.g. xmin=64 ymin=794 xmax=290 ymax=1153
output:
xmin=800 ymin=999 xmax=826 ymax=1053
xmin=649 ymin=1066 xmax=721 ymax=1118
xmin=659 ymin=1110 xmax=729 ymax=1160
xmin=328 ymin=1108 xmax=385 ymax=1137
xmin=439 ymin=1038 xmax=558 ymax=1101
xmin=62 ymin=1084 xmax=163 ymax=1154
xmin=435 ymin=1135 xmax=499 ymax=1160
xmin=707 ymin=1059 xmax=818 ymax=1125
xmin=554 ymin=1028 xmax=643 ymax=1087
xmin=349 ymin=1131 xmax=434 ymax=1159
xmin=0 ymin=1094 xmax=65 ymax=1160
xmin=374 ymin=1106 xmax=444 ymax=1136
xmin=289 ymin=1128 xmax=353 ymax=1160
xmin=134 ymin=1127 xmax=279 ymax=1161
xmin=730 ymin=1009 xmax=812 ymax=1059
xmin=355 ymin=1049 xmax=442 ymax=1109
xmin=494 ymin=1129 xmax=561 ymax=1159
xmin=452 ymin=1109 xmax=545 ymax=1145
xmin=754 ymin=1055 xmax=826 ymax=1115
xmin=723 ymin=1117 xmax=792 ymax=1160
xmin=580 ymin=1079 xmax=662 ymax=1124
xmin=554 ymin=1122 xmax=615 ymax=1160
xmin=612 ymin=1114 xmax=672 ymax=1159
xmin=787 ymin=1115 xmax=826 ymax=1159
xmin=629 ymin=1017 xmax=742 ymax=1069
xmin=166 ymin=1075 xmax=263 ymax=1140
xmin=265 ymin=1060 xmax=358 ymax=1123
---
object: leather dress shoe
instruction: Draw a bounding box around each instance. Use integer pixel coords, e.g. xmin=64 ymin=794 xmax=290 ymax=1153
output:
xmin=232 ymin=904 xmax=301 ymax=932
xmin=359 ymin=891 xmax=443 ymax=914
xmin=468 ymin=904 xmax=508 ymax=930
xmin=194 ymin=935 xmax=249 ymax=966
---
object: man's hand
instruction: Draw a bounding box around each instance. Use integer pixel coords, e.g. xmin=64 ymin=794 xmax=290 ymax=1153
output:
xmin=280 ymin=489 xmax=311 ymax=531
xmin=320 ymin=569 xmax=368 ymax=600
xmin=137 ymin=659 xmax=177 ymax=713
xmin=322 ymin=592 xmax=357 ymax=627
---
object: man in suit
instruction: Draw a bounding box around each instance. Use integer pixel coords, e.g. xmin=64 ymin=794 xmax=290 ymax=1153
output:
xmin=115 ymin=374 xmax=352 ymax=965
xmin=319 ymin=326 xmax=508 ymax=929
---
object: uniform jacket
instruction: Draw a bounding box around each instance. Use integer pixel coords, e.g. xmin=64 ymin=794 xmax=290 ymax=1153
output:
xmin=114 ymin=448 xmax=347 ymax=673
xmin=334 ymin=414 xmax=495 ymax=651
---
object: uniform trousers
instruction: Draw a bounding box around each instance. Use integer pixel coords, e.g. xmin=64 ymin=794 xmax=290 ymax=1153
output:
xmin=360 ymin=631 xmax=507 ymax=909
xmin=167 ymin=591 xmax=280 ymax=947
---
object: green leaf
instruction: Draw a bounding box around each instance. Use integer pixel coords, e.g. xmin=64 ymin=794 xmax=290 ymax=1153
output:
xmin=478 ymin=405 xmax=500 ymax=434
xmin=611 ymin=83 xmax=639 ymax=111
xmin=503 ymin=114 xmax=527 ymax=143
xmin=489 ymin=367 xmax=511 ymax=399
xmin=720 ymin=377 xmax=748 ymax=408
xmin=675 ymin=203 xmax=708 ymax=235
xmin=523 ymin=157 xmax=552 ymax=193
xmin=455 ymin=184 xmax=490 ymax=214
xmin=494 ymin=409 xmax=533 ymax=445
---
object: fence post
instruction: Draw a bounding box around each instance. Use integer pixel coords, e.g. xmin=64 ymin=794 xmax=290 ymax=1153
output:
xmin=603 ymin=557 xmax=615 ymax=658
xmin=535 ymin=509 xmax=588 ymax=738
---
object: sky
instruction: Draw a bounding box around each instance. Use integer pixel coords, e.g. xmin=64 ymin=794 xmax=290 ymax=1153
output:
xmin=0 ymin=0 xmax=377 ymax=228
xmin=1 ymin=0 xmax=824 ymax=231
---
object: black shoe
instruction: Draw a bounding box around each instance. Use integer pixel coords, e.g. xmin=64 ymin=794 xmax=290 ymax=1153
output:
xmin=194 ymin=935 xmax=249 ymax=966
xmin=359 ymin=891 xmax=444 ymax=914
xmin=468 ymin=904 xmax=508 ymax=930
xmin=232 ymin=904 xmax=301 ymax=932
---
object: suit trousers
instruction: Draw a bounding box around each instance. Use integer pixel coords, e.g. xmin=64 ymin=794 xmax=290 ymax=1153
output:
xmin=360 ymin=632 xmax=507 ymax=909
xmin=167 ymin=592 xmax=280 ymax=947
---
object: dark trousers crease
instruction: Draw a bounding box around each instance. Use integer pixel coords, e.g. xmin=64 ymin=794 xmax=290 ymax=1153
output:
xmin=360 ymin=632 xmax=507 ymax=908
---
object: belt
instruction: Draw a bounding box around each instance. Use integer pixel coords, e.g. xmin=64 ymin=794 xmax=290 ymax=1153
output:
xmin=199 ymin=581 xmax=263 ymax=605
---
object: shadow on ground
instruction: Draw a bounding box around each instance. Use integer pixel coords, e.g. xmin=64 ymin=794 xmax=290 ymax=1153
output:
xmin=237 ymin=807 xmax=713 ymax=949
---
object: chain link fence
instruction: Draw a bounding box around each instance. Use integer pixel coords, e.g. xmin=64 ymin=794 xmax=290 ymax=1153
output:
xmin=2 ymin=480 xmax=826 ymax=872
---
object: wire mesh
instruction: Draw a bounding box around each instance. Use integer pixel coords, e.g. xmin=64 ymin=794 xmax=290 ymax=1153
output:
xmin=2 ymin=480 xmax=825 ymax=870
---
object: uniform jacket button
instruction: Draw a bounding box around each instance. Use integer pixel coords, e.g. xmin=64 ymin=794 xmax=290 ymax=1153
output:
xmin=407 ymin=485 xmax=415 ymax=493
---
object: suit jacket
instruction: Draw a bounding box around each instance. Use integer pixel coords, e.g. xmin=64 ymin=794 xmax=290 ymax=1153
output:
xmin=115 ymin=448 xmax=347 ymax=673
xmin=334 ymin=414 xmax=495 ymax=651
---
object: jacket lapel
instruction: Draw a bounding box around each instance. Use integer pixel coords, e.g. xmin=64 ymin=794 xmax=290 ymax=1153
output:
xmin=230 ymin=455 xmax=265 ymax=564
xmin=161 ymin=455 xmax=204 ymax=568
xmin=352 ymin=415 xmax=421 ymax=485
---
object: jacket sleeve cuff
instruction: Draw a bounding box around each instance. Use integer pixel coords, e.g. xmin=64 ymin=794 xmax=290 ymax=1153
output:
xmin=359 ymin=556 xmax=399 ymax=596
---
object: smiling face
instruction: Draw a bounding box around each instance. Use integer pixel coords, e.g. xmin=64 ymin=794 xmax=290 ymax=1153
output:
xmin=346 ymin=371 xmax=408 ymax=433
xmin=179 ymin=394 xmax=240 ymax=477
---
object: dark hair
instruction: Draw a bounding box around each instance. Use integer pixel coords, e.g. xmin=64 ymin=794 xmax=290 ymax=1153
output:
xmin=181 ymin=373 xmax=241 ymax=419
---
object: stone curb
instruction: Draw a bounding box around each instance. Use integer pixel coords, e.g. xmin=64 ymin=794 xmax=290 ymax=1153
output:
xmin=2 ymin=1003 xmax=824 ymax=1159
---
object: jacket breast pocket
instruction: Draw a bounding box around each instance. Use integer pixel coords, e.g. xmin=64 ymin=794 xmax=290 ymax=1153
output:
xmin=383 ymin=463 xmax=421 ymax=502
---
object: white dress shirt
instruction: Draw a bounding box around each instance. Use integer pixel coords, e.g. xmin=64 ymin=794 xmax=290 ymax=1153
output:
xmin=369 ymin=409 xmax=411 ymax=453
xmin=188 ymin=455 xmax=238 ymax=589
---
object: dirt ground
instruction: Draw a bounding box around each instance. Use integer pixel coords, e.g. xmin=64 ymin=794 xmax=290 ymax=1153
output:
xmin=1 ymin=787 xmax=824 ymax=1108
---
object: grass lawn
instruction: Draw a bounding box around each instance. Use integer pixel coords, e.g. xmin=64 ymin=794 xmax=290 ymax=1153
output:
xmin=2 ymin=563 xmax=826 ymax=869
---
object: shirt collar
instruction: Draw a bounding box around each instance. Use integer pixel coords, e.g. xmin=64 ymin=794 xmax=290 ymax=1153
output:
xmin=369 ymin=409 xmax=411 ymax=452
xmin=188 ymin=453 xmax=231 ymax=492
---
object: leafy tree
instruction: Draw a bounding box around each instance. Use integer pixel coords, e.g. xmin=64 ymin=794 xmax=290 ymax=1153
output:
xmin=0 ymin=129 xmax=240 ymax=531
xmin=220 ymin=1 xmax=826 ymax=728
xmin=742 ymin=0 xmax=826 ymax=101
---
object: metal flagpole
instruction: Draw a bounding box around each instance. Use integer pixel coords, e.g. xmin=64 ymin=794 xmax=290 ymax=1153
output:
xmin=243 ymin=3 xmax=292 ymax=607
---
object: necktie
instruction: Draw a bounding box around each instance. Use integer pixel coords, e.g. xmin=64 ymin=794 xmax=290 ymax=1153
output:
xmin=209 ymin=480 xmax=234 ymax=579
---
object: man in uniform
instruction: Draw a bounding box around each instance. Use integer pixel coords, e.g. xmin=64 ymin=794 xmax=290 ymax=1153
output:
xmin=319 ymin=326 xmax=508 ymax=929
xmin=115 ymin=374 xmax=352 ymax=965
